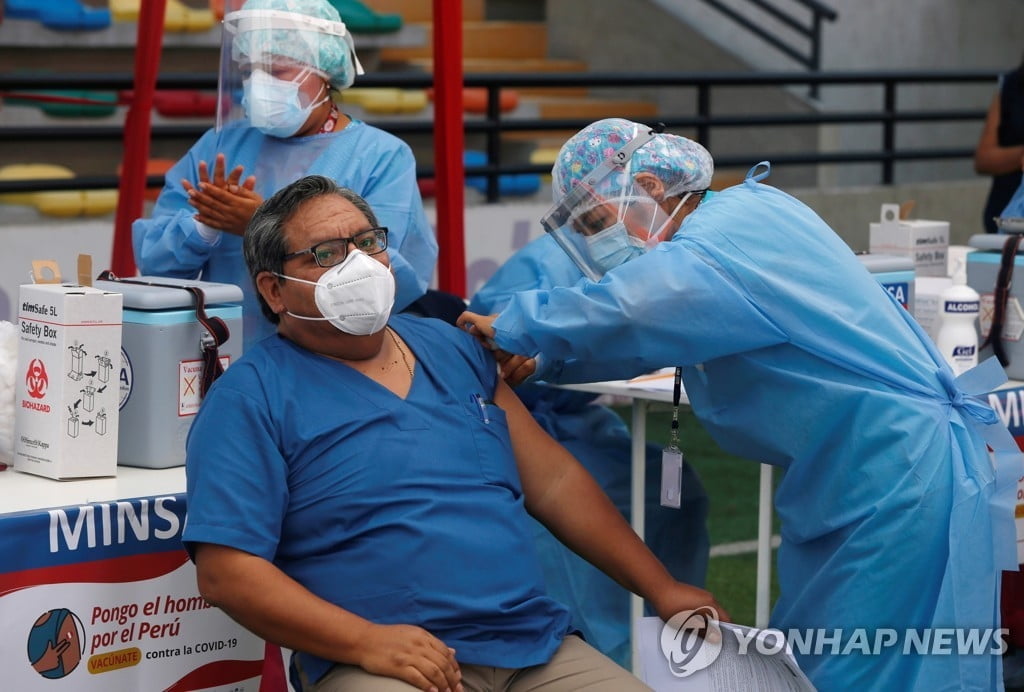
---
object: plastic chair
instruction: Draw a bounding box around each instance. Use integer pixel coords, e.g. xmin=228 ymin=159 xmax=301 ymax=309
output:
xmin=416 ymin=178 xmax=436 ymax=199
xmin=464 ymin=150 xmax=541 ymax=197
xmin=156 ymin=90 xmax=217 ymax=117
xmin=4 ymin=90 xmax=118 ymax=118
xmin=428 ymin=88 xmax=519 ymax=115
xmin=529 ymin=146 xmax=560 ymax=184
xmin=340 ymin=88 xmax=427 ymax=115
xmin=0 ymin=164 xmax=118 ymax=217
xmin=5 ymin=0 xmax=111 ymax=31
xmin=118 ymin=90 xmax=218 ymax=118
xmin=327 ymin=0 xmax=402 ymax=34
xmin=110 ymin=0 xmax=215 ymax=32
xmin=0 ymin=164 xmax=75 ymax=207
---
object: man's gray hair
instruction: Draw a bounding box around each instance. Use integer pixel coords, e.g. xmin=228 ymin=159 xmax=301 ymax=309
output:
xmin=243 ymin=175 xmax=379 ymax=324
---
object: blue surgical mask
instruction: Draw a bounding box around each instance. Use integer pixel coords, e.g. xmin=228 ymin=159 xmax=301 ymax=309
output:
xmin=242 ymin=68 xmax=326 ymax=138
xmin=585 ymin=222 xmax=647 ymax=273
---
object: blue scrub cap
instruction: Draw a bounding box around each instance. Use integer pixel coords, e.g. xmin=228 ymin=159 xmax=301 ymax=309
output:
xmin=552 ymin=118 xmax=715 ymax=202
xmin=229 ymin=0 xmax=360 ymax=89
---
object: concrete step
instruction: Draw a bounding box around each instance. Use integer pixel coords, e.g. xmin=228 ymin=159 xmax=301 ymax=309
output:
xmin=524 ymin=96 xmax=659 ymax=120
xmin=391 ymin=56 xmax=592 ymax=97
xmin=378 ymin=21 xmax=548 ymax=61
xmin=397 ymin=56 xmax=588 ymax=74
xmin=366 ymin=0 xmax=485 ymax=23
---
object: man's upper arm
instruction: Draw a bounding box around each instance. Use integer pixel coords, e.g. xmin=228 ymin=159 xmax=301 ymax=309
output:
xmin=493 ymin=378 xmax=576 ymax=510
xmin=183 ymin=380 xmax=288 ymax=562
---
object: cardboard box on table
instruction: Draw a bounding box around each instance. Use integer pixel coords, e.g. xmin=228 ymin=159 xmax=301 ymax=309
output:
xmin=869 ymin=203 xmax=949 ymax=277
xmin=15 ymin=281 xmax=123 ymax=479
xmin=92 ymin=276 xmax=243 ymax=469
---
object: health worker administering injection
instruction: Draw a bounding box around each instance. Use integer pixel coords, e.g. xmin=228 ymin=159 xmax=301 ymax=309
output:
xmin=458 ymin=117 xmax=1023 ymax=692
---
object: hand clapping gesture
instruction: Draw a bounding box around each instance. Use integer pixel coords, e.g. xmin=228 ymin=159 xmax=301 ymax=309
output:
xmin=183 ymin=153 xmax=263 ymax=236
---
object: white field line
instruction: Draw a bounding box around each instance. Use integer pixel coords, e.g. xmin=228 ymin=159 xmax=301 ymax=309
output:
xmin=709 ymin=535 xmax=781 ymax=558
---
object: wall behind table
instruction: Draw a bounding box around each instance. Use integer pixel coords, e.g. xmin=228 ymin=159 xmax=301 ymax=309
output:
xmin=0 ymin=216 xmax=115 ymax=323
xmin=792 ymin=178 xmax=991 ymax=251
xmin=425 ymin=201 xmax=550 ymax=299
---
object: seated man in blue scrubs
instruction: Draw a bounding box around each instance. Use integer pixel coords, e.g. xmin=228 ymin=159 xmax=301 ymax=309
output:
xmin=133 ymin=0 xmax=436 ymax=348
xmin=469 ymin=235 xmax=711 ymax=668
xmin=182 ymin=175 xmax=728 ymax=692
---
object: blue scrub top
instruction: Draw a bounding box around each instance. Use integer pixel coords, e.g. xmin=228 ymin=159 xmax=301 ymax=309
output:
xmin=183 ymin=315 xmax=572 ymax=685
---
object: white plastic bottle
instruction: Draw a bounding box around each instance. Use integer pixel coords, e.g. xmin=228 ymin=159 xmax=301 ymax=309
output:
xmin=935 ymin=275 xmax=980 ymax=376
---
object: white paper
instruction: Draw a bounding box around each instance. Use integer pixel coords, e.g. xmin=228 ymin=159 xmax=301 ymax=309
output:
xmin=637 ymin=616 xmax=816 ymax=691
xmin=627 ymin=367 xmax=679 ymax=394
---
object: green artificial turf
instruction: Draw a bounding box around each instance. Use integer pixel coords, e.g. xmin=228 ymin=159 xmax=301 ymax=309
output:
xmin=613 ymin=403 xmax=783 ymax=624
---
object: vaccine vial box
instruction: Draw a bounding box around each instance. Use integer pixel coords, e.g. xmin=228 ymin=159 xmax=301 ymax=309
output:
xmin=92 ymin=276 xmax=243 ymax=469
xmin=966 ymin=234 xmax=1024 ymax=379
xmin=15 ymin=283 xmax=123 ymax=480
xmin=868 ymin=203 xmax=949 ymax=277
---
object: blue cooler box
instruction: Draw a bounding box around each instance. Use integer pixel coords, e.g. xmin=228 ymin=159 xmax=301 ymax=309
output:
xmin=93 ymin=276 xmax=243 ymax=468
xmin=857 ymin=253 xmax=915 ymax=313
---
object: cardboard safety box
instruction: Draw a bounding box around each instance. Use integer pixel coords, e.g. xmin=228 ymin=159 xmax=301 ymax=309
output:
xmin=15 ymin=282 xmax=123 ymax=479
xmin=869 ymin=203 xmax=949 ymax=277
xmin=92 ymin=276 xmax=243 ymax=469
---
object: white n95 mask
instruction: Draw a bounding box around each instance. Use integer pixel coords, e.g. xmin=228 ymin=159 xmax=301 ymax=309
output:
xmin=276 ymin=250 xmax=395 ymax=335
xmin=585 ymin=222 xmax=647 ymax=273
xmin=242 ymin=68 xmax=327 ymax=138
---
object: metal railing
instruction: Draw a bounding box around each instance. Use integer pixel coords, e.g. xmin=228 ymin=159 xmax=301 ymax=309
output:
xmin=699 ymin=0 xmax=837 ymax=71
xmin=697 ymin=0 xmax=838 ymax=96
xmin=0 ymin=69 xmax=997 ymax=203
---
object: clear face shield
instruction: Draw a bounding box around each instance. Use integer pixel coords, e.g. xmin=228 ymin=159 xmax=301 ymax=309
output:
xmin=542 ymin=129 xmax=675 ymax=281
xmin=216 ymin=3 xmax=363 ymax=134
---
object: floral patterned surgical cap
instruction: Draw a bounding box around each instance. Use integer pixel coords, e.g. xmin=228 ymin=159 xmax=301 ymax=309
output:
xmin=552 ymin=118 xmax=714 ymax=202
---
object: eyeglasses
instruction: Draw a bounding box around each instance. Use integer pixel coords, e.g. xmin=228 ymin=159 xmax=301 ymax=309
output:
xmin=282 ymin=227 xmax=389 ymax=268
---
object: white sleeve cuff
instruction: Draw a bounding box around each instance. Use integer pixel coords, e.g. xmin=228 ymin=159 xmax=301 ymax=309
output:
xmin=195 ymin=220 xmax=222 ymax=245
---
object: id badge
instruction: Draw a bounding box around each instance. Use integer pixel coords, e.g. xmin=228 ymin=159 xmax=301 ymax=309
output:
xmin=660 ymin=446 xmax=683 ymax=509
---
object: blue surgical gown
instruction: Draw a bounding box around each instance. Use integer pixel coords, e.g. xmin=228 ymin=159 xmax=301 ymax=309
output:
xmin=469 ymin=235 xmax=710 ymax=667
xmin=491 ymin=174 xmax=1022 ymax=691
xmin=132 ymin=119 xmax=437 ymax=348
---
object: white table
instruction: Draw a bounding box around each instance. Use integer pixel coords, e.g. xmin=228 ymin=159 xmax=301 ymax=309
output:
xmin=558 ymin=377 xmax=774 ymax=672
xmin=0 ymin=465 xmax=186 ymax=514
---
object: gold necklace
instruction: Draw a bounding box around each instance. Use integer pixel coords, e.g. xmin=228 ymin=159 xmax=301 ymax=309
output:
xmin=386 ymin=327 xmax=414 ymax=379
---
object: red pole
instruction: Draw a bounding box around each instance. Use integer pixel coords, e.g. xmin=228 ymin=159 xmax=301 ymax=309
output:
xmin=432 ymin=0 xmax=465 ymax=297
xmin=111 ymin=0 xmax=167 ymax=276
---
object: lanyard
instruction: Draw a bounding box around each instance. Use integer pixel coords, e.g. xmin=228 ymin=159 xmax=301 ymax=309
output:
xmin=661 ymin=367 xmax=684 ymax=508
xmin=668 ymin=366 xmax=682 ymax=450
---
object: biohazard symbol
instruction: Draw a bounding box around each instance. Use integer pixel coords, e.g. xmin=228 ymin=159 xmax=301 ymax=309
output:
xmin=26 ymin=359 xmax=48 ymax=400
